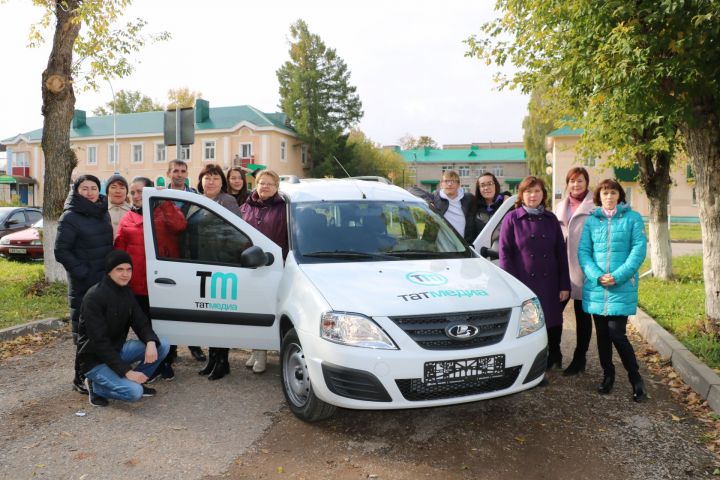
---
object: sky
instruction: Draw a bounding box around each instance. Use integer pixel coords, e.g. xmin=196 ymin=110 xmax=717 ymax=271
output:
xmin=0 ymin=0 xmax=528 ymax=148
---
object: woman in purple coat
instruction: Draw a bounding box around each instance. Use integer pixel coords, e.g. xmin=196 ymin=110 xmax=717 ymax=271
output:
xmin=499 ymin=176 xmax=570 ymax=370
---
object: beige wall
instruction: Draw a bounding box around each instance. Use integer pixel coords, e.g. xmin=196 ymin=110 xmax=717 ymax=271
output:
xmin=8 ymin=127 xmax=305 ymax=204
xmin=548 ymin=135 xmax=698 ymax=219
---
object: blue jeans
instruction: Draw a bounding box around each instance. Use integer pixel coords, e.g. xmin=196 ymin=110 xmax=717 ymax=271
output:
xmin=86 ymin=338 xmax=170 ymax=402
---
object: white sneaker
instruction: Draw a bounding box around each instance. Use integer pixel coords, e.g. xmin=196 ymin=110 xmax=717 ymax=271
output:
xmin=245 ymin=351 xmax=257 ymax=368
xmin=252 ymin=350 xmax=267 ymax=374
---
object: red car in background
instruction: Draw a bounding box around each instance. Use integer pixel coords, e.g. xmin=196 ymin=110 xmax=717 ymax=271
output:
xmin=0 ymin=219 xmax=43 ymax=260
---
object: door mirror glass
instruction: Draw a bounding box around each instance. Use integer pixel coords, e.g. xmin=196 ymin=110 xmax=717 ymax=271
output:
xmin=240 ymin=245 xmax=271 ymax=268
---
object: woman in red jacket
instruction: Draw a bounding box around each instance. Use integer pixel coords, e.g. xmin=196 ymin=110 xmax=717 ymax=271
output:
xmin=115 ymin=177 xmax=187 ymax=379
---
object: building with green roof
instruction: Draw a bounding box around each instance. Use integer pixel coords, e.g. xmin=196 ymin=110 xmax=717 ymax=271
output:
xmin=1 ymin=99 xmax=307 ymax=205
xmin=396 ymin=144 xmax=528 ymax=193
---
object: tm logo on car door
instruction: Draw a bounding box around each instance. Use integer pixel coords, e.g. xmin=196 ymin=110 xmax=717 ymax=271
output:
xmin=196 ymin=271 xmax=238 ymax=300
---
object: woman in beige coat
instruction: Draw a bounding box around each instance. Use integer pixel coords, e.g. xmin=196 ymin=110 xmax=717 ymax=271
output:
xmin=554 ymin=167 xmax=596 ymax=375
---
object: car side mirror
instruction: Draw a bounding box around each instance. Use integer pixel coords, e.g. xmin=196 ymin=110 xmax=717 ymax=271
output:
xmin=6 ymin=219 xmax=19 ymax=226
xmin=480 ymin=246 xmax=499 ymax=261
xmin=240 ymin=245 xmax=270 ymax=268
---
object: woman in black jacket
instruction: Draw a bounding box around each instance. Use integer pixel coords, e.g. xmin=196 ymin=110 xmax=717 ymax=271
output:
xmin=473 ymin=172 xmax=509 ymax=236
xmin=54 ymin=174 xmax=114 ymax=393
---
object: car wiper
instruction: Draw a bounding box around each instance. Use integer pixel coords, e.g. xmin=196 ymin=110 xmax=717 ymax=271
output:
xmin=302 ymin=250 xmax=392 ymax=259
xmin=385 ymin=250 xmax=466 ymax=258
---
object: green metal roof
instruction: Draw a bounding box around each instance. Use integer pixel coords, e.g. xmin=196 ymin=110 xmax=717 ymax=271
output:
xmin=400 ymin=147 xmax=526 ymax=164
xmin=548 ymin=126 xmax=583 ymax=137
xmin=2 ymin=104 xmax=295 ymax=143
xmin=0 ymin=175 xmax=15 ymax=184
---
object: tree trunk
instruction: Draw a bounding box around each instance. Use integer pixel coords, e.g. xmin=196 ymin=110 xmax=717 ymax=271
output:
xmin=41 ymin=2 xmax=81 ymax=283
xmin=681 ymin=97 xmax=720 ymax=328
xmin=636 ymin=150 xmax=673 ymax=280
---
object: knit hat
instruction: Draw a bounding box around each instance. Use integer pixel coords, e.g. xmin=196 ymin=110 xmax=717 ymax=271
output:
xmin=105 ymin=250 xmax=133 ymax=273
xmin=106 ymin=173 xmax=129 ymax=193
xmin=73 ymin=174 xmax=101 ymax=194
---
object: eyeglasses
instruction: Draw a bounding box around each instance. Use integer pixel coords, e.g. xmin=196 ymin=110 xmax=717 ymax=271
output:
xmin=443 ymin=179 xmax=459 ymax=184
xmin=478 ymin=182 xmax=495 ymax=189
xmin=258 ymin=182 xmax=277 ymax=187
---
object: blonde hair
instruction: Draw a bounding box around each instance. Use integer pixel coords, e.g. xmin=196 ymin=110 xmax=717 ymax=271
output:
xmin=442 ymin=170 xmax=460 ymax=182
xmin=256 ymin=169 xmax=280 ymax=186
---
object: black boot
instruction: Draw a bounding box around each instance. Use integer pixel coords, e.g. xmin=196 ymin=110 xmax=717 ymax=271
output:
xmin=597 ymin=371 xmax=615 ymax=394
xmin=631 ymin=376 xmax=646 ymax=402
xmin=189 ymin=346 xmax=207 ymax=362
xmin=562 ymin=357 xmax=586 ymax=376
xmin=72 ymin=371 xmax=88 ymax=395
xmin=546 ymin=326 xmax=563 ymax=370
xmin=198 ymin=348 xmax=217 ymax=375
xmin=208 ymin=348 xmax=230 ymax=380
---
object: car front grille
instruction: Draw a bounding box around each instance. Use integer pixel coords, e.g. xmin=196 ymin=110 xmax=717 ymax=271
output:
xmin=388 ymin=308 xmax=512 ymax=350
xmin=395 ymin=365 xmax=522 ymax=401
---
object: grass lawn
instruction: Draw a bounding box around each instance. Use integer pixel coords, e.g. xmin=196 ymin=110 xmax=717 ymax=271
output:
xmin=637 ymin=254 xmax=720 ymax=368
xmin=645 ymin=223 xmax=702 ymax=242
xmin=0 ymin=258 xmax=67 ymax=330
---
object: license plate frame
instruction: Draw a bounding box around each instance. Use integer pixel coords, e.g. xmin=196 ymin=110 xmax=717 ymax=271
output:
xmin=423 ymin=354 xmax=505 ymax=386
xmin=8 ymin=248 xmax=27 ymax=254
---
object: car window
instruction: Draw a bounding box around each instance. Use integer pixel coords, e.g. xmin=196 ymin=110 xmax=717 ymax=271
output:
xmin=149 ymin=198 xmax=252 ymax=266
xmin=291 ymin=201 xmax=473 ymax=263
xmin=8 ymin=211 xmax=26 ymax=225
xmin=27 ymin=210 xmax=42 ymax=224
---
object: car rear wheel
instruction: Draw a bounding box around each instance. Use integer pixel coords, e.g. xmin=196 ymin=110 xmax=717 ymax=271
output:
xmin=280 ymin=328 xmax=336 ymax=422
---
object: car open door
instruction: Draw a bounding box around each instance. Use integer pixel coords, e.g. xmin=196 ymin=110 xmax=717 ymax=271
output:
xmin=472 ymin=195 xmax=517 ymax=265
xmin=142 ymin=188 xmax=284 ymax=350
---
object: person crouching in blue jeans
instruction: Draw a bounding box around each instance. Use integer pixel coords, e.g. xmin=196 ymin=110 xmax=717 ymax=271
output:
xmin=77 ymin=250 xmax=170 ymax=406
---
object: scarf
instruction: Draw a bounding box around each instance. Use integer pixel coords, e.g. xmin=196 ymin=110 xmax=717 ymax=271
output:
xmin=523 ymin=204 xmax=545 ymax=216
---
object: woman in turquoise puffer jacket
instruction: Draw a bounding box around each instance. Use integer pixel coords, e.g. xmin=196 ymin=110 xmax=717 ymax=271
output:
xmin=578 ymin=178 xmax=647 ymax=402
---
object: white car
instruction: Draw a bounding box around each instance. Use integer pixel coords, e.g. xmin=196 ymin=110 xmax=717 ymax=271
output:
xmin=142 ymin=181 xmax=546 ymax=422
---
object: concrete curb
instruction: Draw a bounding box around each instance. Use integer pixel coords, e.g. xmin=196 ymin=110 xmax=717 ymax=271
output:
xmin=0 ymin=317 xmax=67 ymax=342
xmin=631 ymin=308 xmax=720 ymax=413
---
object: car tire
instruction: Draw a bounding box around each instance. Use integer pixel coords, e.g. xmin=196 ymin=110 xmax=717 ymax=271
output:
xmin=280 ymin=327 xmax=336 ymax=422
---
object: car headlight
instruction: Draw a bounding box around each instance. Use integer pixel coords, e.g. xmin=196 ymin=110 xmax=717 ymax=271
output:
xmin=30 ymin=240 xmax=42 ymax=246
xmin=320 ymin=311 xmax=398 ymax=349
xmin=0 ymin=237 xmax=10 ymax=245
xmin=518 ymin=297 xmax=545 ymax=338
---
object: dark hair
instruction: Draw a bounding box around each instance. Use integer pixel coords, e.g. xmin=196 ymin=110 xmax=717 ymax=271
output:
xmin=73 ymin=174 xmax=101 ymax=193
xmin=565 ymin=167 xmax=589 ymax=187
xmin=226 ymin=166 xmax=249 ymax=202
xmin=515 ymin=176 xmax=548 ymax=209
xmin=474 ymin=172 xmax=502 ymax=201
xmin=131 ymin=176 xmax=154 ymax=188
xmin=197 ymin=163 xmax=228 ymax=194
xmin=593 ymin=178 xmax=626 ymax=205
xmin=167 ymin=159 xmax=188 ymax=174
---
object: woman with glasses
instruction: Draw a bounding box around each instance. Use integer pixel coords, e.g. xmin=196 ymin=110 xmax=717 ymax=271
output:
xmin=240 ymin=169 xmax=288 ymax=373
xmin=473 ymin=172 xmax=509 ymax=237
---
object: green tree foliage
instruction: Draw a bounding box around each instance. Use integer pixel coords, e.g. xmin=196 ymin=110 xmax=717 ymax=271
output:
xmin=276 ymin=19 xmax=363 ymax=173
xmin=466 ymin=0 xmax=720 ymax=320
xmin=166 ymin=87 xmax=203 ymax=109
xmin=522 ymin=88 xmax=555 ymax=185
xmin=399 ymin=134 xmax=439 ymax=150
xmin=92 ymin=89 xmax=164 ymax=116
xmin=20 ymin=0 xmax=168 ymax=282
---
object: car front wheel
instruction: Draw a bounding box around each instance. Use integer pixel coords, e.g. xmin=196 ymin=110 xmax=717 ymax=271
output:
xmin=280 ymin=328 xmax=336 ymax=422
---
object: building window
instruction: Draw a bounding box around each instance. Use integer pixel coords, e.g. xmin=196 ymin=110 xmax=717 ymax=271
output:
xmin=132 ymin=144 xmax=143 ymax=164
xmin=474 ymin=167 xmax=486 ymax=177
xmin=14 ymin=152 xmax=30 ymax=167
xmin=87 ymin=146 xmax=97 ymax=165
xmin=458 ymin=166 xmax=470 ymax=177
xmin=280 ymin=141 xmax=287 ymax=162
xmin=301 ymin=145 xmax=308 ymax=166
xmin=625 ymin=187 xmax=632 ymax=206
xmin=240 ymin=143 xmax=252 ymax=159
xmin=441 ymin=165 xmax=453 ymax=173
xmin=583 ymin=155 xmax=598 ymax=167
xmin=108 ymin=144 xmax=119 ymax=165
xmin=203 ymin=140 xmax=216 ymax=161
xmin=492 ymin=166 xmax=504 ymax=177
xmin=461 ymin=184 xmax=471 ymax=190
xmin=692 ymin=187 xmax=697 ymax=206
xmin=155 ymin=143 xmax=166 ymax=163
xmin=180 ymin=145 xmax=191 ymax=161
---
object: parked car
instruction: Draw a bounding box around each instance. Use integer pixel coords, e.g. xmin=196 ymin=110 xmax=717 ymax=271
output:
xmin=0 ymin=219 xmax=44 ymax=260
xmin=0 ymin=207 xmax=42 ymax=240
xmin=141 ymin=180 xmax=547 ymax=422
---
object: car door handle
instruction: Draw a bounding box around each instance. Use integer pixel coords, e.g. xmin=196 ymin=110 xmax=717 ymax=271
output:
xmin=155 ymin=278 xmax=176 ymax=285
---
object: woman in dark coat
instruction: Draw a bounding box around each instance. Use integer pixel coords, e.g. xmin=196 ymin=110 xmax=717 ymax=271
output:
xmin=240 ymin=169 xmax=288 ymax=373
xmin=54 ymin=174 xmax=114 ymax=393
xmin=473 ymin=172 xmax=509 ymax=235
xmin=499 ymin=176 xmax=570 ymax=370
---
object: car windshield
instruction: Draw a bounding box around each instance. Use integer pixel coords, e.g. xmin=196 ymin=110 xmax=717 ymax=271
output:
xmin=32 ymin=219 xmax=43 ymax=229
xmin=291 ymin=201 xmax=473 ymax=263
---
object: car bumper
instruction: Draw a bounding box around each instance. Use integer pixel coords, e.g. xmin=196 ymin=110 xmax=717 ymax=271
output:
xmin=0 ymin=246 xmax=43 ymax=259
xmin=297 ymin=325 xmax=547 ymax=410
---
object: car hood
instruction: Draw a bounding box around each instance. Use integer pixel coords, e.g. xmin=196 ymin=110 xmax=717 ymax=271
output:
xmin=2 ymin=227 xmax=39 ymax=241
xmin=298 ymin=258 xmax=534 ymax=317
